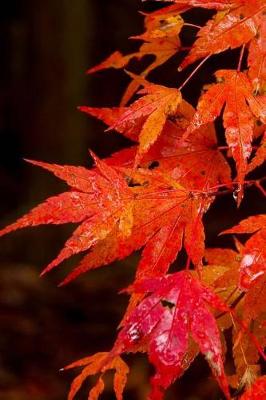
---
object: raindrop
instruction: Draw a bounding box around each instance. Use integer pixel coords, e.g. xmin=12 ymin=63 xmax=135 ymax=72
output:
xmin=127 ymin=324 xmax=142 ymax=343
xmin=233 ymin=187 xmax=241 ymax=202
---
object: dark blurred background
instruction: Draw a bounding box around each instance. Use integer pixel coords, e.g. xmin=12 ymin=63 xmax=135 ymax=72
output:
xmin=0 ymin=1 xmax=265 ymax=399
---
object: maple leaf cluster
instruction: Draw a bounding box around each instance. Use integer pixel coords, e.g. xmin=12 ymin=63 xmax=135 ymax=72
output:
xmin=1 ymin=0 xmax=265 ymax=399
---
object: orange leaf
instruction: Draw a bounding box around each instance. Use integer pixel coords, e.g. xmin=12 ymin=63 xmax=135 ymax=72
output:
xmin=180 ymin=1 xmax=265 ymax=69
xmin=240 ymin=375 xmax=266 ymax=399
xmin=66 ymin=352 xmax=129 ymax=400
xmin=186 ymin=70 xmax=266 ymax=203
xmin=88 ymin=7 xmax=184 ymax=104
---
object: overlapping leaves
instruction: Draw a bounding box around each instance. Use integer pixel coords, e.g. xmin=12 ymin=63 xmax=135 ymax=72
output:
xmin=88 ymin=5 xmax=184 ymax=104
xmin=223 ymin=214 xmax=266 ymax=290
xmin=180 ymin=1 xmax=266 ymax=81
xmin=203 ymin=215 xmax=266 ymax=389
xmin=0 ymin=0 xmax=265 ymax=399
xmin=0 ymin=93 xmax=232 ymax=288
xmin=185 ymin=70 xmax=266 ymax=202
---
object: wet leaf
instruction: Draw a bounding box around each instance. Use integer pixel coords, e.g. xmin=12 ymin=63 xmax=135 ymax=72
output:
xmin=115 ymin=271 xmax=230 ymax=399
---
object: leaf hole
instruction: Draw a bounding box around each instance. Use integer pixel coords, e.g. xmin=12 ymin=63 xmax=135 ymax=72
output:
xmin=161 ymin=299 xmax=175 ymax=310
xmin=126 ymin=177 xmax=142 ymax=187
xmin=148 ymin=160 xmax=160 ymax=170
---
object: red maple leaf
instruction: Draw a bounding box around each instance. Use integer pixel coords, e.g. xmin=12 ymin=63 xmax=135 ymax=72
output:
xmin=158 ymin=1 xmax=241 ymax=10
xmin=0 ymin=153 xmax=134 ymax=275
xmin=204 ymin=243 xmax=266 ymax=390
xmin=60 ymin=167 xmax=207 ymax=286
xmin=180 ymin=0 xmax=266 ymax=70
xmin=60 ymin=102 xmax=231 ymax=285
xmin=185 ymin=70 xmax=266 ymax=203
xmin=113 ymin=271 xmax=230 ymax=399
xmin=222 ymin=214 xmax=266 ymax=290
xmin=88 ymin=5 xmax=185 ymax=104
xmin=106 ymin=74 xmax=182 ymax=166
xmin=1 ymin=1 xmax=265 ymax=398
xmin=0 ymin=93 xmax=232 ymax=286
xmin=81 ymin=99 xmax=231 ymax=190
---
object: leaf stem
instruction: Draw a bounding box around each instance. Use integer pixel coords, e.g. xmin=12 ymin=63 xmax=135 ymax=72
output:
xmin=183 ymin=23 xmax=202 ymax=29
xmin=178 ymin=55 xmax=210 ymax=89
xmin=217 ymin=145 xmax=258 ymax=151
xmin=237 ymin=44 xmax=246 ymax=72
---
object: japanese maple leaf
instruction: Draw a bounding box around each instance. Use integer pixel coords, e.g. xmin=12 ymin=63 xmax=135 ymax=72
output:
xmin=88 ymin=7 xmax=184 ymax=76
xmin=204 ymin=246 xmax=266 ymax=389
xmin=0 ymin=151 xmax=205 ymax=285
xmin=180 ymin=0 xmax=266 ymax=70
xmin=88 ymin=6 xmax=184 ymax=104
xmin=138 ymin=101 xmax=231 ymax=190
xmin=155 ymin=1 xmax=241 ymax=10
xmin=59 ymin=100 xmax=232 ymax=285
xmin=79 ymin=105 xmax=145 ymax=142
xmin=61 ymin=166 xmax=207 ymax=286
xmin=205 ymin=216 xmax=266 ymax=310
xmin=240 ymin=375 xmax=266 ymax=399
xmin=222 ymin=214 xmax=266 ymax=290
xmin=203 ymin=247 xmax=241 ymax=292
xmin=0 ymin=96 xmax=231 ymax=286
xmin=106 ymin=74 xmax=182 ymax=166
xmin=185 ymin=70 xmax=266 ymax=203
xmin=0 ymin=153 xmax=134 ymax=276
xmin=113 ymin=271 xmax=230 ymax=399
xmin=231 ymin=318 xmax=266 ymax=390
xmin=232 ymin=279 xmax=266 ymax=388
xmin=84 ymin=78 xmax=179 ymax=159
xmin=248 ymin=15 xmax=266 ymax=94
xmin=61 ymin=102 xmax=232 ymax=285
xmin=63 ymin=352 xmax=129 ymax=400
xmin=81 ymin=99 xmax=231 ymax=190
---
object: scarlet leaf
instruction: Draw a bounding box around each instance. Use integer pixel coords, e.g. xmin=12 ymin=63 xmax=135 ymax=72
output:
xmin=1 ymin=1 xmax=266 ymax=399
xmin=83 ymin=99 xmax=231 ymax=190
xmin=114 ymin=271 xmax=230 ymax=399
xmin=222 ymin=214 xmax=266 ymax=290
xmin=186 ymin=70 xmax=266 ymax=202
xmin=107 ymin=74 xmax=182 ymax=165
xmin=0 ymin=91 xmax=232 ymax=286
xmin=61 ymin=168 xmax=206 ymax=285
xmin=0 ymin=155 xmax=134 ymax=276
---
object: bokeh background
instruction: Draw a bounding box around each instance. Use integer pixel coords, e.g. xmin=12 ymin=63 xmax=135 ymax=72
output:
xmin=0 ymin=1 xmax=265 ymax=399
